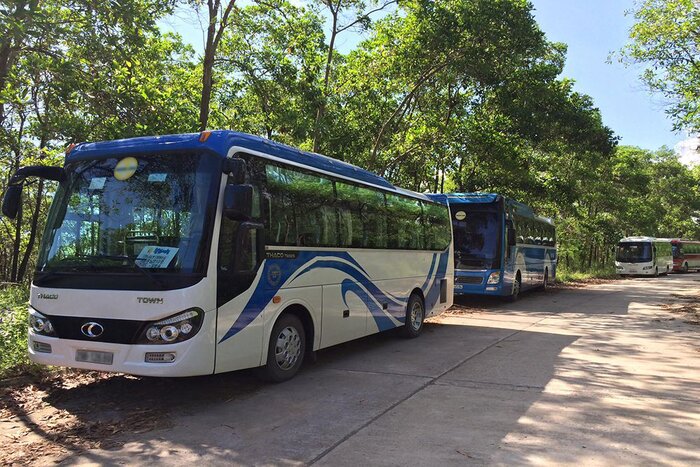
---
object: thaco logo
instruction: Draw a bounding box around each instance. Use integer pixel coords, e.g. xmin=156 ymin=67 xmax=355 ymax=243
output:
xmin=81 ymin=322 xmax=104 ymax=338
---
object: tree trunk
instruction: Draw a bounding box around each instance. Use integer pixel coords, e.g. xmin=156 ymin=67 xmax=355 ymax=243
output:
xmin=199 ymin=43 xmax=216 ymax=131
xmin=312 ymin=8 xmax=338 ymax=153
xmin=198 ymin=0 xmax=237 ymax=132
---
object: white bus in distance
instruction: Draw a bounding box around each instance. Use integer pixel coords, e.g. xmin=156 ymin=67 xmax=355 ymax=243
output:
xmin=615 ymin=236 xmax=673 ymax=277
xmin=2 ymin=131 xmax=454 ymax=381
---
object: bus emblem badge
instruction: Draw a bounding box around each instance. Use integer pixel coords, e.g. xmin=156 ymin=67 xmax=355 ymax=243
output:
xmin=81 ymin=322 xmax=104 ymax=338
xmin=267 ymin=264 xmax=282 ymax=286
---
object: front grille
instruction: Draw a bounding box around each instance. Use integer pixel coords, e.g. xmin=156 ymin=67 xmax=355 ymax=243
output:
xmin=455 ymin=276 xmax=483 ymax=285
xmin=46 ymin=314 xmax=146 ymax=344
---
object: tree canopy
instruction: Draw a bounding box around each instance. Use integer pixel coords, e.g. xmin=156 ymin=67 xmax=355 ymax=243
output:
xmin=0 ymin=0 xmax=697 ymax=281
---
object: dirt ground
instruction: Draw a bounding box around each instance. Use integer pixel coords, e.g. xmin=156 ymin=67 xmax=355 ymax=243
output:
xmin=1 ymin=274 xmax=699 ymax=466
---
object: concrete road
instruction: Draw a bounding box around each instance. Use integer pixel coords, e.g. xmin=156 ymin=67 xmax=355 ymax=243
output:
xmin=64 ymin=275 xmax=700 ymax=466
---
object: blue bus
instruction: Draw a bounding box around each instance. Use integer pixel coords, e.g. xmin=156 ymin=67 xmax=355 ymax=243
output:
xmin=430 ymin=193 xmax=556 ymax=300
xmin=2 ymin=131 xmax=453 ymax=381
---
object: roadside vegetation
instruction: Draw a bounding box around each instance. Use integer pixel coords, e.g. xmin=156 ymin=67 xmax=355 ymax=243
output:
xmin=0 ymin=284 xmax=33 ymax=378
xmin=0 ymin=0 xmax=698 ymax=379
xmin=555 ymin=266 xmax=619 ymax=284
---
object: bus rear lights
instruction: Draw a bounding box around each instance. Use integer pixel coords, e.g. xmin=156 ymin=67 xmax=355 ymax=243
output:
xmin=29 ymin=310 xmax=56 ymax=337
xmin=33 ymin=341 xmax=52 ymax=353
xmin=138 ymin=308 xmax=203 ymax=345
xmin=145 ymin=352 xmax=176 ymax=363
xmin=487 ymin=272 xmax=501 ymax=285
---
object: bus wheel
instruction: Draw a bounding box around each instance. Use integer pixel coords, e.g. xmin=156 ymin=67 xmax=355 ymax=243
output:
xmin=683 ymin=262 xmax=689 ymax=273
xmin=400 ymin=293 xmax=425 ymax=338
xmin=654 ymin=267 xmax=659 ymax=277
xmin=508 ymin=272 xmax=521 ymax=302
xmin=260 ymin=314 xmax=306 ymax=383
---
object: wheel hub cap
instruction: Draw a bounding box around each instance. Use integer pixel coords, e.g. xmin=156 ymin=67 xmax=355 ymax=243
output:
xmin=275 ymin=326 xmax=301 ymax=370
xmin=410 ymin=302 xmax=423 ymax=330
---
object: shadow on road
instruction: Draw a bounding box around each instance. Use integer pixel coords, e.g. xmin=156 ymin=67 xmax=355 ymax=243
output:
xmin=1 ymin=274 xmax=698 ymax=465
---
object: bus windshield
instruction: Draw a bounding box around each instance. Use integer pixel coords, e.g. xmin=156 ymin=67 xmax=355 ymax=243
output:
xmin=37 ymin=152 xmax=221 ymax=277
xmin=452 ymin=209 xmax=501 ymax=269
xmin=616 ymin=242 xmax=652 ymax=263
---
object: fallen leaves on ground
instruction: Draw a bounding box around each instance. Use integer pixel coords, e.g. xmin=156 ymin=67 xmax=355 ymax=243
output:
xmin=0 ymin=370 xmax=171 ymax=466
xmin=664 ymin=293 xmax=700 ymax=325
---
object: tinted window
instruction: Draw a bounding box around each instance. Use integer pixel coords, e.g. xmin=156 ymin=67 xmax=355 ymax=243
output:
xmin=265 ymin=165 xmax=336 ymax=247
xmin=423 ymin=202 xmax=451 ymax=250
xmin=452 ymin=209 xmax=501 ymax=269
xmin=240 ymin=155 xmax=449 ymax=251
xmin=617 ymin=242 xmax=652 ymax=262
xmin=387 ymin=194 xmax=423 ymax=249
xmin=336 ymin=182 xmax=387 ymax=248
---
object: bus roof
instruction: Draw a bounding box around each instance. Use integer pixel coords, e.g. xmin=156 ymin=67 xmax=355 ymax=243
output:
xmin=67 ymin=131 xmax=436 ymax=203
xmin=435 ymin=192 xmax=554 ymax=225
xmin=443 ymin=192 xmax=502 ymax=205
xmin=619 ymin=236 xmax=659 ymax=242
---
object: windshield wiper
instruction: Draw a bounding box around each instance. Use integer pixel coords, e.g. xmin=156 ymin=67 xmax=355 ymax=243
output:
xmin=43 ymin=255 xmax=166 ymax=290
xmin=96 ymin=254 xmax=167 ymax=290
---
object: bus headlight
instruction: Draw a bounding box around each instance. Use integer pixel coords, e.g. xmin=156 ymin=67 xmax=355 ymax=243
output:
xmin=487 ymin=272 xmax=501 ymax=285
xmin=138 ymin=308 xmax=203 ymax=345
xmin=29 ymin=309 xmax=56 ymax=337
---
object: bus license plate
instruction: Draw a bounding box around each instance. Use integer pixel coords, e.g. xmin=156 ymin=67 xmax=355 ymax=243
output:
xmin=76 ymin=349 xmax=114 ymax=365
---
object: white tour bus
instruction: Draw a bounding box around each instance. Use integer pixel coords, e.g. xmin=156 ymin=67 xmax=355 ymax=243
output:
xmin=615 ymin=236 xmax=673 ymax=277
xmin=2 ymin=131 xmax=454 ymax=381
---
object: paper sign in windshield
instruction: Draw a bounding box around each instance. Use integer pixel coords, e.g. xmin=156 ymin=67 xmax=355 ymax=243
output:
xmin=136 ymin=246 xmax=179 ymax=269
xmin=148 ymin=173 xmax=167 ymax=182
xmin=89 ymin=177 xmax=106 ymax=190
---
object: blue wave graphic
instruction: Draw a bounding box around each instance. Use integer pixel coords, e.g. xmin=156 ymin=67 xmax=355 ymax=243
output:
xmin=218 ymin=250 xmax=450 ymax=343
xmin=341 ymin=279 xmax=397 ymax=331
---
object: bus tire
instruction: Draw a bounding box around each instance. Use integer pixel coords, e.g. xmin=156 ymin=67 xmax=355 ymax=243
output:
xmin=654 ymin=267 xmax=659 ymax=277
xmin=400 ymin=293 xmax=425 ymax=338
xmin=259 ymin=314 xmax=306 ymax=383
xmin=508 ymin=272 xmax=521 ymax=302
xmin=683 ymin=262 xmax=689 ymax=273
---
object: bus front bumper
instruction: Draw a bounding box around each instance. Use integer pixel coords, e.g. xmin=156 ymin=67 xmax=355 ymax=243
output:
xmin=454 ymin=270 xmax=505 ymax=296
xmin=27 ymin=328 xmax=216 ymax=378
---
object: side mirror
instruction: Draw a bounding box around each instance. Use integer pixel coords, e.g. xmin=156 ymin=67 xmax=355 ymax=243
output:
xmin=2 ymin=165 xmax=66 ymax=219
xmin=2 ymin=184 xmax=23 ymax=219
xmin=223 ymin=158 xmax=246 ymax=185
xmin=224 ymin=184 xmax=253 ymax=221
xmin=10 ymin=165 xmax=65 ymax=184
xmin=234 ymin=222 xmax=265 ymax=273
xmin=506 ymin=220 xmax=516 ymax=246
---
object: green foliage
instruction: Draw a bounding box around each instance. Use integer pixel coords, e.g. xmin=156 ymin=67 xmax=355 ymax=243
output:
xmin=620 ymin=0 xmax=700 ymax=132
xmin=0 ymin=285 xmax=33 ymax=378
xmin=555 ymin=265 xmax=619 ymax=283
xmin=0 ymin=0 xmax=698 ymax=376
